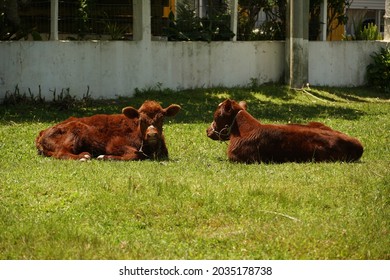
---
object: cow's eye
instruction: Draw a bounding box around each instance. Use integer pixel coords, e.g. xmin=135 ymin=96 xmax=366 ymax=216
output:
xmin=139 ymin=119 xmax=149 ymax=128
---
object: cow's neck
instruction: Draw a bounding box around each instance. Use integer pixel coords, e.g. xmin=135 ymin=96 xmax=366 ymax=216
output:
xmin=231 ymin=110 xmax=261 ymax=137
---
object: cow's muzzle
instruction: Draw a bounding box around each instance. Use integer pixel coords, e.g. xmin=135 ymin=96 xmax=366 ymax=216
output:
xmin=207 ymin=121 xmax=230 ymax=141
xmin=146 ymin=125 xmax=159 ymax=145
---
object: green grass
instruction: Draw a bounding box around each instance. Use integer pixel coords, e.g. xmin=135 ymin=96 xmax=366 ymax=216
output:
xmin=0 ymin=85 xmax=389 ymax=259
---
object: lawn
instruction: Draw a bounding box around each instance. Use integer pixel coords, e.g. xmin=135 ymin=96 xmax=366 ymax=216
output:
xmin=0 ymin=85 xmax=389 ymax=259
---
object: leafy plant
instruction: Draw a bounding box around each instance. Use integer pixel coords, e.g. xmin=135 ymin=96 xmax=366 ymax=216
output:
xmin=238 ymin=0 xmax=286 ymax=40
xmin=366 ymin=47 xmax=390 ymax=93
xmin=343 ymin=20 xmax=383 ymax=41
xmin=238 ymin=0 xmax=351 ymax=41
xmin=356 ymin=23 xmax=383 ymax=41
xmin=104 ymin=20 xmax=128 ymax=40
xmin=75 ymin=0 xmax=93 ymax=39
xmin=164 ymin=0 xmax=234 ymax=42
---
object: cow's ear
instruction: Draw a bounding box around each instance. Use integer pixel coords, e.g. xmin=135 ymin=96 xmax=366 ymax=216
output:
xmin=222 ymin=99 xmax=233 ymax=114
xmin=122 ymin=107 xmax=139 ymax=118
xmin=164 ymin=104 xmax=181 ymax=117
xmin=239 ymin=101 xmax=247 ymax=111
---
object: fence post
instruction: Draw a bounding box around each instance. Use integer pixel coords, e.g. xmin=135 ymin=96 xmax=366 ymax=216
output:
xmin=385 ymin=0 xmax=390 ymax=41
xmin=285 ymin=0 xmax=309 ymax=88
xmin=320 ymin=0 xmax=327 ymax=41
xmin=133 ymin=0 xmax=151 ymax=41
xmin=50 ymin=0 xmax=58 ymax=40
xmin=230 ymin=0 xmax=238 ymax=41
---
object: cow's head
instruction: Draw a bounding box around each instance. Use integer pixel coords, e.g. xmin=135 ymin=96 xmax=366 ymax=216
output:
xmin=122 ymin=100 xmax=181 ymax=147
xmin=206 ymin=99 xmax=247 ymax=141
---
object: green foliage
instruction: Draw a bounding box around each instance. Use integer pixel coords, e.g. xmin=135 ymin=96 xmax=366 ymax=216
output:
xmin=0 ymin=86 xmax=389 ymax=259
xmin=356 ymin=23 xmax=383 ymax=41
xmin=75 ymin=0 xmax=92 ymax=39
xmin=309 ymin=0 xmax=351 ymax=40
xmin=366 ymin=47 xmax=390 ymax=93
xmin=343 ymin=18 xmax=382 ymax=41
xmin=164 ymin=0 xmax=234 ymax=41
xmin=0 ymin=0 xmax=354 ymax=42
xmin=0 ymin=6 xmax=14 ymax=40
xmin=0 ymin=1 xmax=42 ymax=41
xmin=103 ymin=13 xmax=128 ymax=40
xmin=238 ymin=0 xmax=351 ymax=41
xmin=238 ymin=0 xmax=286 ymax=40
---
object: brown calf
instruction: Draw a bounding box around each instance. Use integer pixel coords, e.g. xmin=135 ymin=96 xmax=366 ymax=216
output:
xmin=206 ymin=99 xmax=363 ymax=163
xmin=36 ymin=100 xmax=181 ymax=160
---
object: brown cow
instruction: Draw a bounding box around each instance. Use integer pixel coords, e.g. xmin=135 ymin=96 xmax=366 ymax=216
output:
xmin=206 ymin=99 xmax=363 ymax=163
xmin=36 ymin=100 xmax=181 ymax=161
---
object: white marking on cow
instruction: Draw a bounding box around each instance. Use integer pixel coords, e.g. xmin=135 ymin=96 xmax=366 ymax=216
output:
xmin=79 ymin=154 xmax=91 ymax=162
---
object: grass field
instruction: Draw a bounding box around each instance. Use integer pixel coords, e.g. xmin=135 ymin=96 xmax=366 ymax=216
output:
xmin=0 ymin=85 xmax=389 ymax=259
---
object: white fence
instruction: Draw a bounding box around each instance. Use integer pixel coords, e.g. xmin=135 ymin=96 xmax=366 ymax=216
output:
xmin=0 ymin=0 xmax=388 ymax=101
xmin=309 ymin=41 xmax=388 ymax=87
xmin=0 ymin=39 xmax=387 ymax=101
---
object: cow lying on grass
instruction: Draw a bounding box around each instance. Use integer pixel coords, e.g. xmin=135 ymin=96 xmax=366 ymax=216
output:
xmin=206 ymin=99 xmax=363 ymax=163
xmin=36 ymin=100 xmax=181 ymax=161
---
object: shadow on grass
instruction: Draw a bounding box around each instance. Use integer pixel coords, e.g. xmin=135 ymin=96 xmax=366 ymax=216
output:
xmin=0 ymin=85 xmax=366 ymax=125
xmin=317 ymin=86 xmax=389 ymax=101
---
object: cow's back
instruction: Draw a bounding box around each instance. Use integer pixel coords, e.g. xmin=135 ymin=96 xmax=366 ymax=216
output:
xmin=36 ymin=114 xmax=140 ymax=158
xmin=285 ymin=124 xmax=363 ymax=161
xmin=229 ymin=122 xmax=363 ymax=163
xmin=74 ymin=114 xmax=138 ymax=136
xmin=269 ymin=124 xmax=363 ymax=162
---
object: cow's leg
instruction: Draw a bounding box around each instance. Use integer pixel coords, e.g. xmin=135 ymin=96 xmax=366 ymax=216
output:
xmin=51 ymin=150 xmax=92 ymax=161
xmin=78 ymin=152 xmax=92 ymax=161
xmin=37 ymin=121 xmax=96 ymax=161
xmin=97 ymin=146 xmax=143 ymax=161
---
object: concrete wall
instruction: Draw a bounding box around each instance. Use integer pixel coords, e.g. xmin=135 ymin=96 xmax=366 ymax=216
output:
xmin=309 ymin=41 xmax=388 ymax=87
xmin=0 ymin=40 xmax=284 ymax=100
xmin=0 ymin=40 xmax=387 ymax=100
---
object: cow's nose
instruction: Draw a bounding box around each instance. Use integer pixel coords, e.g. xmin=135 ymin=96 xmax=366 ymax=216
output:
xmin=206 ymin=122 xmax=216 ymax=137
xmin=146 ymin=125 xmax=158 ymax=139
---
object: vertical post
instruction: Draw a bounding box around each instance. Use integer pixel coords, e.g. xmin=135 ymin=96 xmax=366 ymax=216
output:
xmin=320 ymin=0 xmax=327 ymax=41
xmin=285 ymin=0 xmax=309 ymax=88
xmin=133 ymin=0 xmax=151 ymax=41
xmin=385 ymin=0 xmax=390 ymax=41
xmin=50 ymin=0 xmax=58 ymax=40
xmin=230 ymin=0 xmax=238 ymax=41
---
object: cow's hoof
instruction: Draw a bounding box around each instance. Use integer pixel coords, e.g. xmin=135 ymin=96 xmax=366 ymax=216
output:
xmin=97 ymin=155 xmax=105 ymax=160
xmin=79 ymin=154 xmax=91 ymax=162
